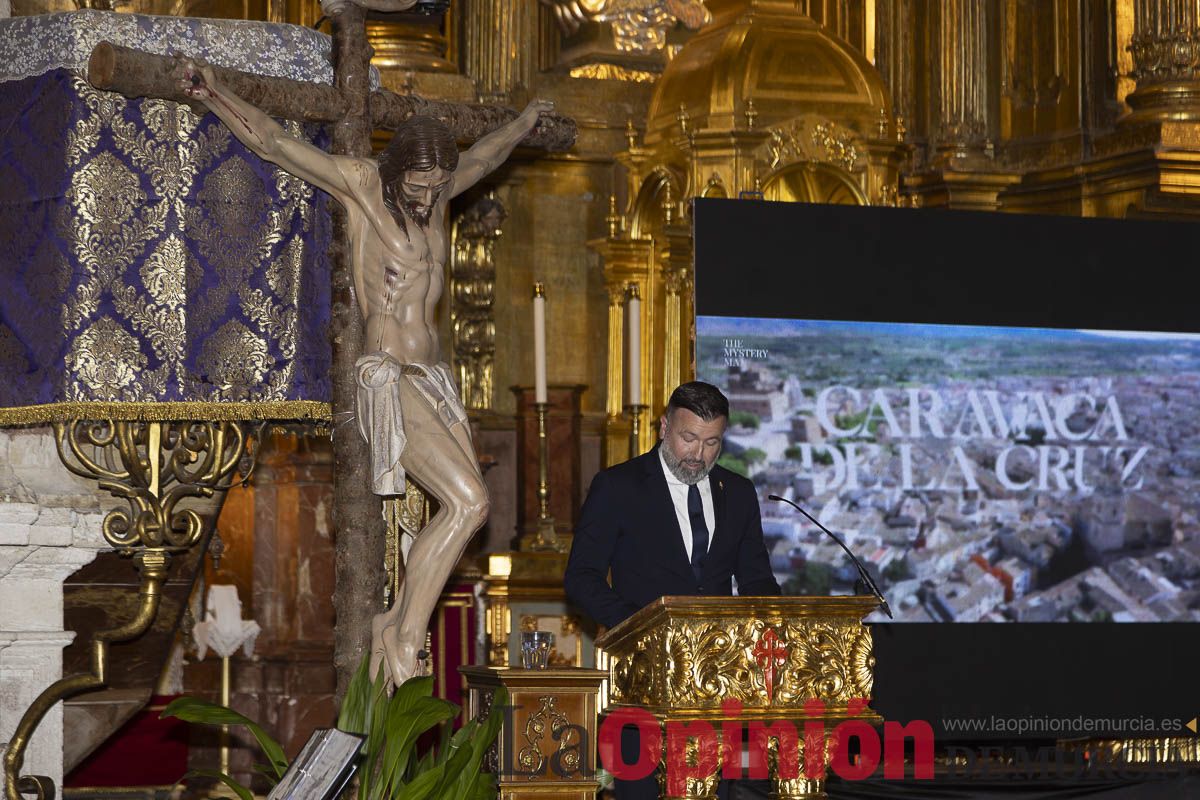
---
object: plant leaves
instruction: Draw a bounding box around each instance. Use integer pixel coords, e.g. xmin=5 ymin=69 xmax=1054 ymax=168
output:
xmin=443 ymin=686 xmax=508 ymax=800
xmin=180 ymin=768 xmax=254 ymax=800
xmin=392 ymin=761 xmax=447 ymax=800
xmin=161 ymin=697 xmax=288 ymax=779
xmin=374 ymin=692 xmax=457 ymax=796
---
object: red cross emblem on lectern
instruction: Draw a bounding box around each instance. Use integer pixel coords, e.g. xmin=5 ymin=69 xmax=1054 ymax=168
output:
xmin=752 ymin=628 xmax=789 ymax=700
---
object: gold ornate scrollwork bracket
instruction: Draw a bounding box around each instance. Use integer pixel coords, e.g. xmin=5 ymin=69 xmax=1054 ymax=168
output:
xmin=384 ymin=484 xmax=430 ymax=607
xmin=3 ymin=419 xmax=257 ymax=800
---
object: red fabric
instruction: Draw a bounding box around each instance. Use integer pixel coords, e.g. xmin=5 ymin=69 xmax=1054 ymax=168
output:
xmin=430 ymin=582 xmax=478 ymax=726
xmin=65 ymin=695 xmax=189 ymax=787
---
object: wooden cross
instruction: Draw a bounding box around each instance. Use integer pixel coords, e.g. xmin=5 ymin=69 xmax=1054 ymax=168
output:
xmin=86 ymin=8 xmax=575 ymax=696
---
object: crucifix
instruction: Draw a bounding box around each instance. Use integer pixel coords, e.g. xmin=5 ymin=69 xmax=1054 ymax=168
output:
xmin=88 ymin=5 xmax=574 ymax=692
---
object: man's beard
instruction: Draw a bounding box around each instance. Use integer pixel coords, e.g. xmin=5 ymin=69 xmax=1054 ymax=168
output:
xmin=662 ymin=443 xmax=715 ymax=485
xmin=402 ymin=200 xmax=433 ymax=227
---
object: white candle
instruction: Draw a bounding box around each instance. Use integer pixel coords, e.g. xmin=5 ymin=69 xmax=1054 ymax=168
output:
xmin=627 ymin=285 xmax=641 ymax=405
xmin=533 ymin=283 xmax=547 ymax=404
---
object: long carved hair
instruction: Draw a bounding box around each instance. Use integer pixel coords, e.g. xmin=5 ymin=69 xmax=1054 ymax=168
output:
xmin=378 ymin=115 xmax=459 ymax=232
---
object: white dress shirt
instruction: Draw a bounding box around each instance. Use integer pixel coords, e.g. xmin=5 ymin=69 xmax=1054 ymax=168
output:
xmin=659 ymin=448 xmax=715 ymax=561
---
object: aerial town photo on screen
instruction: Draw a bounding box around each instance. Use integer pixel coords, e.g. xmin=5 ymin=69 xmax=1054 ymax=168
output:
xmin=697 ymin=317 xmax=1200 ymax=623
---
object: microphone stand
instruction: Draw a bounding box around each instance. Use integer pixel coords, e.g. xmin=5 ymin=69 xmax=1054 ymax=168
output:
xmin=768 ymin=494 xmax=894 ymax=619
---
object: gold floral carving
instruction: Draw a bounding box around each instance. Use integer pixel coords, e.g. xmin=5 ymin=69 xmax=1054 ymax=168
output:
xmin=760 ymin=116 xmax=863 ymax=174
xmin=518 ymin=696 xmax=582 ymax=779
xmin=610 ymin=616 xmax=873 ymax=710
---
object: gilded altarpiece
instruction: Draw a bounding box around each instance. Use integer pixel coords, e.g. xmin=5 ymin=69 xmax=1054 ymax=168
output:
xmin=592 ymin=0 xmax=905 ymax=464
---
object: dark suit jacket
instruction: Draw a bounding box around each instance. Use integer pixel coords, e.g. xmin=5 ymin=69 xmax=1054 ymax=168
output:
xmin=564 ymin=446 xmax=781 ymax=628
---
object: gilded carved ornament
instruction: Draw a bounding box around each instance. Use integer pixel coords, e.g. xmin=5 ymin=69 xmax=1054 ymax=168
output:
xmin=608 ymin=616 xmax=874 ymax=710
xmin=539 ymin=0 xmax=711 ymax=54
xmin=760 ymin=116 xmax=864 ymax=174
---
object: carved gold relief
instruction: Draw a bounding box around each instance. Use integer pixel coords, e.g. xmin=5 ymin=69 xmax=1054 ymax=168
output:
xmin=540 ymin=0 xmax=709 ymax=54
xmin=607 ymin=604 xmax=874 ymax=712
xmin=519 ymin=696 xmax=583 ymax=778
xmin=760 ymin=116 xmax=864 ymax=174
xmin=449 ymin=195 xmax=504 ymax=411
xmin=568 ymin=63 xmax=659 ymax=82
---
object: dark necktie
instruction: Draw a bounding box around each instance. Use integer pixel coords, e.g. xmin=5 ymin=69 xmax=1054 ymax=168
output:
xmin=687 ymin=483 xmax=709 ymax=582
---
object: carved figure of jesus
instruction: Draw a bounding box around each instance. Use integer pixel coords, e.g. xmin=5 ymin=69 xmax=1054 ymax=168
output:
xmin=175 ymin=56 xmax=552 ymax=687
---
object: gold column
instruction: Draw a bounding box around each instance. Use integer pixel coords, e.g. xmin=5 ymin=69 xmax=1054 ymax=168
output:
xmin=590 ymin=234 xmax=655 ymax=466
xmin=935 ymin=0 xmax=990 ymax=158
xmin=605 ymin=282 xmax=625 ymax=420
xmin=1127 ymin=0 xmax=1200 ymax=120
xmin=876 ymin=0 xmax=917 ymax=142
xmin=459 ymin=0 xmax=554 ymax=98
xmin=659 ymin=220 xmax=693 ymax=411
xmin=450 ymin=194 xmax=505 ymax=411
xmin=367 ymin=16 xmax=457 ymax=76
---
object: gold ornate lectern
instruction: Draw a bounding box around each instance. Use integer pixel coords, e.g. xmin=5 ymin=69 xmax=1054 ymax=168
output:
xmin=596 ymin=596 xmax=881 ymax=800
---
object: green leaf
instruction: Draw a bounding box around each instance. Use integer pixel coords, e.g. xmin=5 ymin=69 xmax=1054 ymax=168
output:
xmin=443 ymin=686 xmax=508 ymax=800
xmin=253 ymin=762 xmax=281 ymax=786
xmin=337 ymin=656 xmax=374 ymax=734
xmin=181 ymin=768 xmax=254 ymax=800
xmin=161 ymin=697 xmax=289 ymax=780
xmin=392 ymin=762 xmax=447 ymax=800
xmin=468 ymin=769 xmax=498 ymax=800
xmin=373 ymin=692 xmax=457 ymax=797
xmin=359 ymin=664 xmax=391 ymax=800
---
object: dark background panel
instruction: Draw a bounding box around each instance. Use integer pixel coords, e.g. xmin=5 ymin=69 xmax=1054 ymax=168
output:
xmin=694 ymin=199 xmax=1200 ymax=334
xmin=692 ymin=198 xmax=1200 ymax=740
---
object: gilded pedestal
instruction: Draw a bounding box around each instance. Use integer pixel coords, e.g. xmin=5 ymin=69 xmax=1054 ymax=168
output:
xmin=461 ymin=665 xmax=607 ymax=800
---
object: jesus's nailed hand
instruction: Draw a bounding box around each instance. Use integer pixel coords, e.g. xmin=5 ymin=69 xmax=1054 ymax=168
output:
xmin=172 ymin=54 xmax=216 ymax=101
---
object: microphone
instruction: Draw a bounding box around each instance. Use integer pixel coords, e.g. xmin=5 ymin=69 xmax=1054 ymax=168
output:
xmin=767 ymin=494 xmax=893 ymax=619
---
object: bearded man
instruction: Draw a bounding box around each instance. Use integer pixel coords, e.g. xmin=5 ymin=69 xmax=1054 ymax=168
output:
xmin=564 ymin=380 xmax=780 ymax=625
xmin=564 ymin=381 xmax=780 ymax=800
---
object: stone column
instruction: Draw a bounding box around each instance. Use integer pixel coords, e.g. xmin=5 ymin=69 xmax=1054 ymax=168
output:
xmin=0 ymin=430 xmax=106 ymax=792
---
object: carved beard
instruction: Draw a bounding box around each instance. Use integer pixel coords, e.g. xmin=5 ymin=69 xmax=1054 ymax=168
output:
xmin=402 ymin=199 xmax=434 ymax=228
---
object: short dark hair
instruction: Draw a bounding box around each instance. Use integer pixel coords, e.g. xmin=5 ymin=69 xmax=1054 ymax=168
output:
xmin=666 ymin=381 xmax=729 ymax=422
xmin=377 ymin=115 xmax=459 ymax=184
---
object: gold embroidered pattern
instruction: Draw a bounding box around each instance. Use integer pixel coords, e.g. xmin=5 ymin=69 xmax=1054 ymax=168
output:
xmin=65 ymin=316 xmax=147 ymax=401
xmin=1 ymin=73 xmax=331 ymax=423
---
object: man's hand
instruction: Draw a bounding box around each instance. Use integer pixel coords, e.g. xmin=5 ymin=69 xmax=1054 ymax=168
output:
xmin=521 ymin=98 xmax=556 ymax=125
xmin=173 ymin=54 xmax=217 ymax=102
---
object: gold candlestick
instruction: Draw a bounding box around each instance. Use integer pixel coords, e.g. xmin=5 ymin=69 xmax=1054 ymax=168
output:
xmin=220 ymin=655 xmax=231 ymax=775
xmin=208 ymin=655 xmax=236 ymax=798
xmin=626 ymin=404 xmax=647 ymax=458
xmin=532 ymin=401 xmax=559 ymax=551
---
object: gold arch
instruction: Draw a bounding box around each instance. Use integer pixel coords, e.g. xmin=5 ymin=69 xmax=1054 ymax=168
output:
xmin=630 ymin=169 xmax=679 ymax=239
xmin=762 ymin=162 xmax=867 ymax=206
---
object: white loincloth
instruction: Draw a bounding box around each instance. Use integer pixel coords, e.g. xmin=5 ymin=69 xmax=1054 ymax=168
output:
xmin=355 ymin=352 xmax=468 ymax=496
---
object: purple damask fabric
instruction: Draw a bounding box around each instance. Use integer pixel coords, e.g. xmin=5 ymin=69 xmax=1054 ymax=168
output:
xmin=0 ymin=69 xmax=332 ymax=420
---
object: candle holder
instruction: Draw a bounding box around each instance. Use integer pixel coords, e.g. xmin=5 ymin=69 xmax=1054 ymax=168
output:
xmin=625 ymin=404 xmax=647 ymax=458
xmin=531 ymin=401 xmax=560 ymax=551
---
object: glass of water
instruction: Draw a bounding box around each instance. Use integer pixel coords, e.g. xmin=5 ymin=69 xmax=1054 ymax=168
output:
xmin=520 ymin=631 xmax=555 ymax=669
